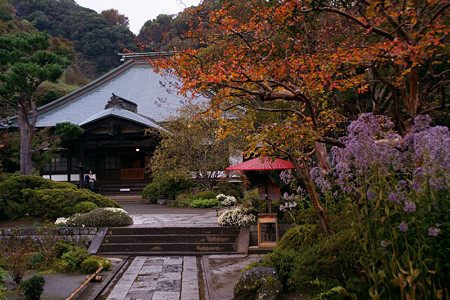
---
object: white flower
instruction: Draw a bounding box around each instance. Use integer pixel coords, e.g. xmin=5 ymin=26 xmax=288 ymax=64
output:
xmin=55 ymin=217 xmax=68 ymax=226
xmin=217 ymin=194 xmax=237 ymax=206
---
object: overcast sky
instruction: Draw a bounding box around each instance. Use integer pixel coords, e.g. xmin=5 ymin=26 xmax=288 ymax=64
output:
xmin=75 ymin=0 xmax=201 ymax=34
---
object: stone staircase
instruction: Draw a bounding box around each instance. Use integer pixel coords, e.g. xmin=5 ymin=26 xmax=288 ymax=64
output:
xmin=96 ymin=226 xmax=241 ymax=256
xmin=99 ymin=181 xmax=150 ymax=196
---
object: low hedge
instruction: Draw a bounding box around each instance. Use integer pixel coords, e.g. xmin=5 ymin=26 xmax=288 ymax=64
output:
xmin=189 ymin=198 xmax=219 ymax=208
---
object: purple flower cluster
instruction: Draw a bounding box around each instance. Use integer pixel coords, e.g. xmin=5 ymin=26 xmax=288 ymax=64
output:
xmin=320 ymin=113 xmax=449 ymax=203
xmin=428 ymin=227 xmax=441 ymax=236
xmin=380 ymin=241 xmax=390 ymax=248
xmin=398 ymin=221 xmax=408 ymax=232
xmin=403 ymin=201 xmax=416 ymax=213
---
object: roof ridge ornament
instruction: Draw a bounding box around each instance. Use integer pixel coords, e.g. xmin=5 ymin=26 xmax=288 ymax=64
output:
xmin=105 ymin=93 xmax=126 ymax=109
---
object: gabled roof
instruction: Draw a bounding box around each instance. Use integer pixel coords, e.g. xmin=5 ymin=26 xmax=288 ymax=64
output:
xmin=12 ymin=53 xmax=206 ymax=128
xmin=79 ymin=107 xmax=165 ymax=131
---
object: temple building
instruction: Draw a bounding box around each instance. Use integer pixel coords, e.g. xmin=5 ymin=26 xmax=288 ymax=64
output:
xmin=5 ymin=53 xmax=208 ymax=189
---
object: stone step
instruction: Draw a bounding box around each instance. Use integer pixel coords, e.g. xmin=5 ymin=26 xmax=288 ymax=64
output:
xmin=106 ymin=226 xmax=240 ymax=235
xmin=98 ymin=242 xmax=238 ymax=253
xmin=104 ymin=233 xmax=238 ymax=244
xmin=96 ymin=226 xmax=241 ymax=255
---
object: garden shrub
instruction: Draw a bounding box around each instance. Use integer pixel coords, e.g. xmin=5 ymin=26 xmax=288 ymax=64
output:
xmin=80 ymin=258 xmax=100 ymax=274
xmin=142 ymin=172 xmax=193 ymax=200
xmin=277 ymin=224 xmax=315 ymax=250
xmin=259 ymin=248 xmax=299 ymax=290
xmin=216 ymin=194 xmax=237 ymax=206
xmin=61 ymin=247 xmax=90 ymax=271
xmin=73 ymin=201 xmax=99 ymax=214
xmin=81 ymin=256 xmax=111 ymax=273
xmin=65 ymin=208 xmax=133 ymax=227
xmin=168 ymin=192 xmax=194 ymax=207
xmin=218 ymin=182 xmax=243 ymax=199
xmin=192 ymin=190 xmax=216 ymax=200
xmin=217 ymin=207 xmax=257 ymax=226
xmin=189 ymin=198 xmax=219 ymax=208
xmin=0 ymin=175 xmax=76 ymax=220
xmin=20 ymin=275 xmax=45 ymax=300
xmin=91 ymin=256 xmax=112 ymax=271
xmin=242 ymin=189 xmax=262 ymax=211
xmin=0 ymin=175 xmax=120 ymax=220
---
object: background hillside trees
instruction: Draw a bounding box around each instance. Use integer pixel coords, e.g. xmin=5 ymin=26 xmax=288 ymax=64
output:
xmin=11 ymin=0 xmax=138 ymax=77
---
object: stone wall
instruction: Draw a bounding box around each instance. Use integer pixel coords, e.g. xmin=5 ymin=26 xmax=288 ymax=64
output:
xmin=0 ymin=227 xmax=99 ymax=247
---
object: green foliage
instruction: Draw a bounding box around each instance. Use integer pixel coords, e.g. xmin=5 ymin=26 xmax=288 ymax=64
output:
xmin=218 ymin=182 xmax=244 ymax=199
xmin=242 ymin=189 xmax=262 ymax=211
xmin=0 ymin=266 xmax=6 ymax=298
xmin=61 ymin=247 xmax=90 ymax=271
xmin=80 ymin=256 xmax=111 ymax=274
xmin=0 ymin=175 xmax=74 ymax=220
xmin=142 ymin=171 xmax=193 ymax=200
xmin=65 ymin=208 xmax=133 ymax=227
xmin=12 ymin=0 xmax=138 ymax=76
xmin=277 ymin=224 xmax=315 ymax=251
xmin=355 ymin=176 xmax=449 ymax=299
xmin=189 ymin=198 xmax=219 ymax=208
xmin=91 ymin=256 xmax=111 ymax=271
xmin=54 ymin=122 xmax=84 ymax=141
xmin=80 ymin=258 xmax=100 ymax=274
xmin=20 ymin=275 xmax=45 ymax=300
xmin=192 ymin=190 xmax=216 ymax=200
xmin=73 ymin=201 xmax=99 ymax=214
xmin=18 ymin=186 xmax=119 ymax=220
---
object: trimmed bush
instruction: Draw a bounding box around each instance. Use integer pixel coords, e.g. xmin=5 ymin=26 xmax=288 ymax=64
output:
xmin=189 ymin=198 xmax=219 ymax=208
xmin=80 ymin=258 xmax=100 ymax=274
xmin=91 ymin=256 xmax=112 ymax=271
xmin=142 ymin=172 xmax=193 ymax=200
xmin=73 ymin=201 xmax=99 ymax=214
xmin=20 ymin=275 xmax=45 ymax=300
xmin=0 ymin=175 xmax=121 ymax=220
xmin=0 ymin=175 xmax=75 ymax=220
xmin=61 ymin=247 xmax=90 ymax=271
xmin=277 ymin=224 xmax=315 ymax=251
xmin=65 ymin=208 xmax=133 ymax=227
xmin=192 ymin=190 xmax=216 ymax=200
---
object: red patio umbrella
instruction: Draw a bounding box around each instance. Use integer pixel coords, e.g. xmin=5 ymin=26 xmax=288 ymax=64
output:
xmin=225 ymin=157 xmax=294 ymax=171
xmin=226 ymin=157 xmax=295 ymax=213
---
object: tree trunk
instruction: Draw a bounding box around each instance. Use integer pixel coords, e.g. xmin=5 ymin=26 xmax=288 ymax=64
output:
xmin=17 ymin=97 xmax=35 ymax=175
xmin=408 ymin=66 xmax=419 ymax=117
xmin=293 ymin=160 xmax=334 ymax=235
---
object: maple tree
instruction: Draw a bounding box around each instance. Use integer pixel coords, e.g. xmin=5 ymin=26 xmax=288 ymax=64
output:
xmin=148 ymin=106 xmax=244 ymax=190
xmin=152 ymin=0 xmax=448 ymax=234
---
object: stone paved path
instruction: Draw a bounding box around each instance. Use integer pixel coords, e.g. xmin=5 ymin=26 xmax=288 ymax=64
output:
xmin=106 ymin=256 xmax=199 ymax=300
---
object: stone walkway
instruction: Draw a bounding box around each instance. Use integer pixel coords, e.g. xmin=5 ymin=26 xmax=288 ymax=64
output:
xmin=97 ymin=203 xmax=252 ymax=300
xmin=106 ymin=256 xmax=198 ymax=300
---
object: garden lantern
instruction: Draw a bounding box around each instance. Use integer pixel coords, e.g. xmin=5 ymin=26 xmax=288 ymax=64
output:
xmin=226 ymin=156 xmax=295 ymax=248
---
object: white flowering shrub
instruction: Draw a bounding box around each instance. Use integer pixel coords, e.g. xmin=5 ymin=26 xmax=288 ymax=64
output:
xmin=57 ymin=207 xmax=133 ymax=227
xmin=217 ymin=207 xmax=257 ymax=227
xmin=216 ymin=193 xmax=237 ymax=206
xmin=55 ymin=217 xmax=68 ymax=227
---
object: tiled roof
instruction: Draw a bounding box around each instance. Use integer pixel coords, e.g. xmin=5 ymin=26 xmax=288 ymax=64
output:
xmin=32 ymin=62 xmax=206 ymax=127
xmin=79 ymin=107 xmax=165 ymax=131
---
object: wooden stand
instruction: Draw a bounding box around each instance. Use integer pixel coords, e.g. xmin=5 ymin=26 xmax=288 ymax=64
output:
xmin=257 ymin=213 xmax=278 ymax=248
